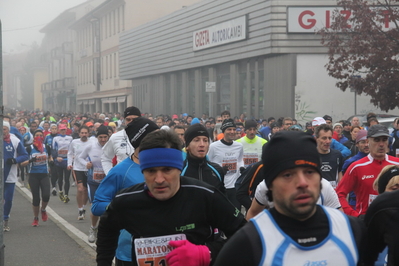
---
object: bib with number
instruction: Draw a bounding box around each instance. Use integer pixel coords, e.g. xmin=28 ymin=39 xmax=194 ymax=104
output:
xmin=134 ymin=234 xmax=186 ymax=266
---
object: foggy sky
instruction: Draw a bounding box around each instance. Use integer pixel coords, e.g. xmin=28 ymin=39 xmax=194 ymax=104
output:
xmin=0 ymin=0 xmax=86 ymax=54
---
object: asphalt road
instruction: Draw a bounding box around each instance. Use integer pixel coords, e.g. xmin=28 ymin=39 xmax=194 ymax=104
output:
xmin=3 ymin=180 xmax=98 ymax=266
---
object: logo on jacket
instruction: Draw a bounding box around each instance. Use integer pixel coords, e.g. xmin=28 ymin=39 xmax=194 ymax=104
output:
xmin=303 ymin=260 xmax=327 ymax=266
xmin=175 ymin=223 xmax=195 ymax=232
xmin=362 ymin=175 xmax=374 ymax=180
xmin=5 ymin=145 xmax=13 ymax=152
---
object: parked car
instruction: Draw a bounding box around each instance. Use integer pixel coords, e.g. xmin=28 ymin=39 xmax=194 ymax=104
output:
xmin=347 ymin=114 xmax=398 ymax=126
xmin=347 ymin=114 xmax=398 ymax=133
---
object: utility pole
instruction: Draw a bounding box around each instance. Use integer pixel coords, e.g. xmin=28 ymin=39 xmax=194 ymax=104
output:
xmin=0 ymin=19 xmax=5 ymax=266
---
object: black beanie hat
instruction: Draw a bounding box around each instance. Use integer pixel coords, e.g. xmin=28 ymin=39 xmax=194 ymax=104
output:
xmin=124 ymin=106 xmax=141 ymax=118
xmin=377 ymin=166 xmax=399 ymax=194
xmin=125 ymin=117 xmax=159 ymax=148
xmin=221 ymin=118 xmax=236 ymax=133
xmin=184 ymin=124 xmax=209 ymax=146
xmin=96 ymin=125 xmax=109 ymax=136
xmin=245 ymin=120 xmax=258 ymax=130
xmin=262 ymin=131 xmax=322 ymax=188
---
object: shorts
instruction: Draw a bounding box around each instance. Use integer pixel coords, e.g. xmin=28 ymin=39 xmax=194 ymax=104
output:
xmin=73 ymin=170 xmax=88 ymax=188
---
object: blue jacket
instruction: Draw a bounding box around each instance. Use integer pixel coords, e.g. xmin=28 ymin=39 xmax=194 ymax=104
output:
xmin=331 ymin=139 xmax=351 ymax=158
xmin=92 ymin=157 xmax=143 ymax=261
xmin=4 ymin=135 xmax=28 ymax=182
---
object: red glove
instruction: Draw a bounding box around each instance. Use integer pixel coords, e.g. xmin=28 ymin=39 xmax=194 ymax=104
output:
xmin=166 ymin=240 xmax=210 ymax=266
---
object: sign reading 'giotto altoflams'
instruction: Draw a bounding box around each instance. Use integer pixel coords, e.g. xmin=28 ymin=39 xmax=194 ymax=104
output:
xmin=193 ymin=16 xmax=247 ymax=51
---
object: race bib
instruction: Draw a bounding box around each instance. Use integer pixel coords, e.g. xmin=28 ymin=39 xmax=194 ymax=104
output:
xmin=58 ymin=149 xmax=68 ymax=156
xmin=243 ymin=153 xmax=258 ymax=167
xmin=222 ymin=158 xmax=237 ymax=174
xmin=93 ymin=168 xmax=105 ymax=181
xmin=32 ymin=152 xmax=47 ymax=166
xmin=134 ymin=234 xmax=186 ymax=266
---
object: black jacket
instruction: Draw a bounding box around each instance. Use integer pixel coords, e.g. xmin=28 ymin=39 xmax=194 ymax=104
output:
xmin=181 ymin=153 xmax=225 ymax=194
xmin=96 ymin=176 xmax=246 ymax=266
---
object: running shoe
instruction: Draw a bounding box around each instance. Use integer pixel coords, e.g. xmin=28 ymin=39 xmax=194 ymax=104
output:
xmin=78 ymin=209 xmax=86 ymax=220
xmin=51 ymin=187 xmax=57 ymax=196
xmin=41 ymin=210 xmax=48 ymax=222
xmin=88 ymin=226 xmax=98 ymax=243
xmin=3 ymin=220 xmax=10 ymax=232
xmin=71 ymin=181 xmax=76 ymax=187
xmin=63 ymin=195 xmax=70 ymax=203
xmin=59 ymin=191 xmax=65 ymax=202
xmin=32 ymin=218 xmax=39 ymax=227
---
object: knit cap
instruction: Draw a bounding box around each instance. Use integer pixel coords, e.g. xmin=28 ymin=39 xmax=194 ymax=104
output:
xmin=221 ymin=119 xmax=236 ymax=133
xmin=125 ymin=117 xmax=159 ymax=148
xmin=184 ymin=124 xmax=209 ymax=146
xmin=262 ymin=131 xmax=322 ymax=187
xmin=96 ymin=125 xmax=109 ymax=136
xmin=245 ymin=120 xmax=258 ymax=130
xmin=3 ymin=121 xmax=10 ymax=130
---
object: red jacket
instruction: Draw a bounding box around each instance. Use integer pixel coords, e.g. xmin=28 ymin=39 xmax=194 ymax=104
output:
xmin=336 ymin=154 xmax=399 ymax=216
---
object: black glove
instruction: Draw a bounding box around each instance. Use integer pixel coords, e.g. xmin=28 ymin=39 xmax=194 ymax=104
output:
xmin=48 ymin=160 xmax=54 ymax=166
xmin=6 ymin=158 xmax=17 ymax=165
xmin=29 ymin=157 xmax=37 ymax=163
xmin=239 ymin=167 xmax=246 ymax=174
xmin=222 ymin=165 xmax=229 ymax=174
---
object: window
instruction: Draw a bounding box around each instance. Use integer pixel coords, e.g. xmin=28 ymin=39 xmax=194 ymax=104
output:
xmin=109 ymin=53 xmax=112 ymax=79
xmin=106 ymin=55 xmax=108 ymax=79
xmin=104 ymin=15 xmax=107 ymax=38
xmin=114 ymin=53 xmax=117 ymax=77
xmin=117 ymin=7 xmax=120 ymax=33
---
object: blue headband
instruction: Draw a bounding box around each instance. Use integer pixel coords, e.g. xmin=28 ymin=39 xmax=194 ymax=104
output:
xmin=139 ymin=148 xmax=183 ymax=172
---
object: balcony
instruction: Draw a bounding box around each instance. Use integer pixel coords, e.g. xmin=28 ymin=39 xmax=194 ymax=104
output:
xmin=41 ymin=82 xmax=52 ymax=92
xmin=41 ymin=77 xmax=75 ymax=92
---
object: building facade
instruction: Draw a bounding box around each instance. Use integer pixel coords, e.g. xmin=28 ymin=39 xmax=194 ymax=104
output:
xmin=70 ymin=0 xmax=202 ymax=113
xmin=118 ymin=0 xmax=399 ymax=123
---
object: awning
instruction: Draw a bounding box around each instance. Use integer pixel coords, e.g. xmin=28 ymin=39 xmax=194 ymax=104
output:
xmin=117 ymin=96 xmax=126 ymax=103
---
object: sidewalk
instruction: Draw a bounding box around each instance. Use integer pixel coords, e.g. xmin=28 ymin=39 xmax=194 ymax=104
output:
xmin=3 ymin=181 xmax=97 ymax=266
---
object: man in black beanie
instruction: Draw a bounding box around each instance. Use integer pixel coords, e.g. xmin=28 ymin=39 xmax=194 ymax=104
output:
xmin=102 ymin=106 xmax=142 ymax=175
xmin=181 ymin=124 xmax=225 ymax=193
xmin=214 ymin=131 xmax=365 ymax=266
xmin=208 ymin=118 xmax=244 ymax=208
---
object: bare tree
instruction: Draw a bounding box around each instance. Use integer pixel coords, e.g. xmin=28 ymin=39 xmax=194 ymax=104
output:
xmin=320 ymin=0 xmax=399 ymax=111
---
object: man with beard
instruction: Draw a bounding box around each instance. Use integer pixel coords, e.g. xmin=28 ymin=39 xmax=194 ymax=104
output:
xmin=67 ymin=126 xmax=91 ymax=220
xmin=214 ymin=131 xmax=365 ymax=266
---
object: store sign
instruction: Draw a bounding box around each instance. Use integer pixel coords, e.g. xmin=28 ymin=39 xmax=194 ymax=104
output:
xmin=205 ymin=82 xmax=216 ymax=93
xmin=193 ymin=16 xmax=247 ymax=51
xmin=287 ymin=6 xmax=398 ymax=33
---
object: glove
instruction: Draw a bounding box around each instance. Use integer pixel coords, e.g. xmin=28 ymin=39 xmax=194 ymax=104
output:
xmin=29 ymin=157 xmax=37 ymax=163
xmin=239 ymin=167 xmax=246 ymax=174
xmin=166 ymin=240 xmax=210 ymax=266
xmin=222 ymin=165 xmax=229 ymax=174
xmin=6 ymin=158 xmax=17 ymax=165
xmin=49 ymin=160 xmax=54 ymax=166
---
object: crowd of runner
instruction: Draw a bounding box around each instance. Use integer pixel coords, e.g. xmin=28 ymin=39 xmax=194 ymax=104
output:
xmin=3 ymin=107 xmax=399 ymax=266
